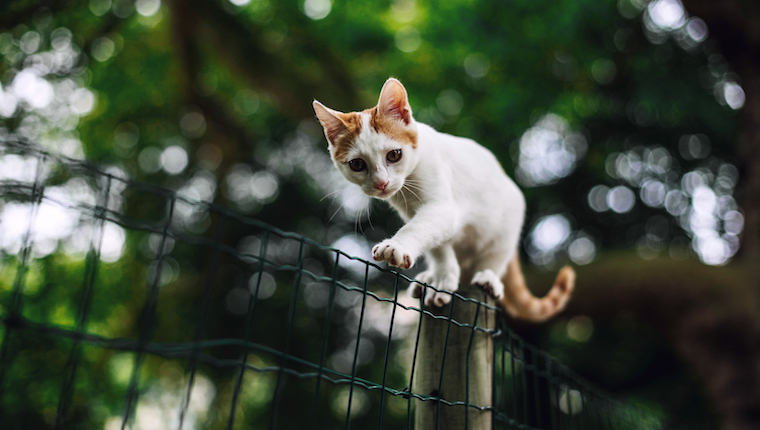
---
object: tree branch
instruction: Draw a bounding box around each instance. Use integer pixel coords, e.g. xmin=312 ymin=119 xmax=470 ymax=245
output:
xmin=181 ymin=0 xmax=362 ymax=120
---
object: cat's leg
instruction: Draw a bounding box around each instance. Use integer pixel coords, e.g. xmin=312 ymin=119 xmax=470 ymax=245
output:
xmin=372 ymin=202 xmax=460 ymax=270
xmin=409 ymin=244 xmax=460 ymax=307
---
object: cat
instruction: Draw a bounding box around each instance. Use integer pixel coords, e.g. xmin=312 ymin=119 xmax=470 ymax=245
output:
xmin=313 ymin=78 xmax=574 ymax=322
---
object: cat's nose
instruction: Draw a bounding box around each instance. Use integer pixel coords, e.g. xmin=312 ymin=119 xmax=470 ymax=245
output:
xmin=374 ymin=181 xmax=389 ymax=191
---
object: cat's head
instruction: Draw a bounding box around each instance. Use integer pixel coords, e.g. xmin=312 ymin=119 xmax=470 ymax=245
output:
xmin=313 ymin=78 xmax=419 ymax=200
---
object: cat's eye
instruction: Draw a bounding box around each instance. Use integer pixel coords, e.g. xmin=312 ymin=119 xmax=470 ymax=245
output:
xmin=386 ymin=149 xmax=402 ymax=163
xmin=348 ymin=158 xmax=367 ymax=172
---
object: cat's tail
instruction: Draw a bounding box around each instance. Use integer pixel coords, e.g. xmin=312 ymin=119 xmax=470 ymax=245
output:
xmin=498 ymin=255 xmax=575 ymax=322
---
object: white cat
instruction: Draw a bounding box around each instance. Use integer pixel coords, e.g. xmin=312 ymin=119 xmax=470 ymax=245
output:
xmin=313 ymin=78 xmax=574 ymax=322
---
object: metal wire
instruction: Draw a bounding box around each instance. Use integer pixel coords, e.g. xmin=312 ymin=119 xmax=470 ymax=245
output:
xmin=0 ymin=139 xmax=674 ymax=429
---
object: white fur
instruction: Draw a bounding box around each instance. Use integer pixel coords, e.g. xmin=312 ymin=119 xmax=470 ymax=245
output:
xmin=315 ymin=80 xmax=526 ymax=308
xmin=335 ymin=118 xmax=525 ymax=307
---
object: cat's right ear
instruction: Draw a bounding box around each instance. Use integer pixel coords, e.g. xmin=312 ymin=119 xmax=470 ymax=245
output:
xmin=377 ymin=78 xmax=412 ymax=125
xmin=313 ymin=100 xmax=346 ymax=146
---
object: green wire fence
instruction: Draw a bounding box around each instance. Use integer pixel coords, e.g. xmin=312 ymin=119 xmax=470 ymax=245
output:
xmin=0 ymin=139 xmax=672 ymax=429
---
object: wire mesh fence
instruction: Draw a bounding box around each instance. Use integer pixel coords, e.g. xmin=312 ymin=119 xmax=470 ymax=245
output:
xmin=0 ymin=138 xmax=670 ymax=429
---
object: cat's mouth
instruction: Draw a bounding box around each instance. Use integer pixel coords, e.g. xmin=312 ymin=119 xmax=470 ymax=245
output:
xmin=370 ymin=184 xmax=400 ymax=199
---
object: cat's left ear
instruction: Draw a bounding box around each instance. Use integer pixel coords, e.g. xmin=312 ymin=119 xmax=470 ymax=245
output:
xmin=377 ymin=78 xmax=413 ymax=125
xmin=313 ymin=100 xmax=346 ymax=146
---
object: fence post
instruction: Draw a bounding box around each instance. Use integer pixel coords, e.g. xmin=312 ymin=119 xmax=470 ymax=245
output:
xmin=413 ymin=282 xmax=497 ymax=430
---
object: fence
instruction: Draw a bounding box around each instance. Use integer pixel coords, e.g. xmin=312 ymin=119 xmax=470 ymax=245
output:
xmin=0 ymin=138 xmax=669 ymax=429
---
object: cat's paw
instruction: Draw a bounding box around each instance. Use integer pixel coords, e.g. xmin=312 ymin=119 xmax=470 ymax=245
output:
xmin=407 ymin=270 xmax=433 ymax=300
xmin=372 ymin=239 xmax=415 ymax=269
xmin=409 ymin=270 xmax=459 ymax=308
xmin=471 ymin=270 xmax=504 ymax=299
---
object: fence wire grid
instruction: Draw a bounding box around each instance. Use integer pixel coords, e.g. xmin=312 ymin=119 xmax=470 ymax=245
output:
xmin=0 ymin=139 xmax=673 ymax=429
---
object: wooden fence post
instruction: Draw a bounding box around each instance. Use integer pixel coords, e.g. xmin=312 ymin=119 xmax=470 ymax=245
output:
xmin=413 ymin=282 xmax=497 ymax=430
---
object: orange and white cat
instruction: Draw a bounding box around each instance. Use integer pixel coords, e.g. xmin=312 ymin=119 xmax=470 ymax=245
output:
xmin=313 ymin=78 xmax=574 ymax=322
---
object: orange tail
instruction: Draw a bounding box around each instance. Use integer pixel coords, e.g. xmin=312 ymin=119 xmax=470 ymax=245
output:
xmin=498 ymin=255 xmax=575 ymax=322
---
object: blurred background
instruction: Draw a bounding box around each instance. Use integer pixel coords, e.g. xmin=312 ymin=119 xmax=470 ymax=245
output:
xmin=0 ymin=0 xmax=759 ymax=428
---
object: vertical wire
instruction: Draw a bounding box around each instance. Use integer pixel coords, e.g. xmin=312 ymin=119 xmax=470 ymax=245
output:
xmin=530 ymin=346 xmax=543 ymax=429
xmin=268 ymin=238 xmax=306 ymax=430
xmin=54 ymin=173 xmax=111 ymax=429
xmin=405 ymin=284 xmax=426 ymax=430
xmin=500 ymin=321 xmax=508 ymax=430
xmin=226 ymin=229 xmax=270 ymax=430
xmin=0 ymin=152 xmax=46 ymax=419
xmin=179 ymin=210 xmax=226 ymax=430
xmin=434 ymin=294 xmax=457 ymax=430
xmin=345 ymin=264 xmax=371 ymax=429
xmin=464 ymin=297 xmax=483 ymax=429
xmin=578 ymin=379 xmax=594 ymax=429
xmin=508 ymin=332 xmax=518 ymax=427
xmin=491 ymin=319 xmax=499 ymax=429
xmin=375 ymin=270 xmax=401 ymax=430
xmin=518 ymin=338 xmax=530 ymax=428
xmin=566 ymin=373 xmax=575 ymax=430
xmin=120 ymin=195 xmax=176 ymax=430
xmin=309 ymin=251 xmax=340 ymax=428
xmin=546 ymin=356 xmax=559 ymax=430
xmin=579 ymin=390 xmax=591 ymax=430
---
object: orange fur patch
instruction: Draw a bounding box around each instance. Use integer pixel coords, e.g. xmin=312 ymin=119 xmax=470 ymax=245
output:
xmin=330 ymin=112 xmax=363 ymax=163
xmin=368 ymin=106 xmax=418 ymax=148
xmin=329 ymin=107 xmax=417 ymax=163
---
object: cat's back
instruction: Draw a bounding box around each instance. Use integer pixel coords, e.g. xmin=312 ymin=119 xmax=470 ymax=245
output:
xmin=419 ymin=123 xmax=513 ymax=184
xmin=418 ymin=123 xmax=524 ymax=217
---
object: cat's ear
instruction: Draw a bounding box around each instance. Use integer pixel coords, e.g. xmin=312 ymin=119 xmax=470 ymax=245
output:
xmin=377 ymin=78 xmax=412 ymax=125
xmin=313 ymin=100 xmax=346 ymax=146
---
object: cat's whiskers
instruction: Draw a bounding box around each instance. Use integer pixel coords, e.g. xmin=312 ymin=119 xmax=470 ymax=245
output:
xmin=350 ymin=197 xmax=374 ymax=238
xmin=399 ymin=185 xmax=410 ymax=213
xmin=323 ymin=187 xmax=350 ymax=223
xmin=319 ymin=188 xmax=344 ymax=202
xmin=327 ymin=202 xmax=346 ymax=223
xmin=401 ymin=181 xmax=423 ymax=203
xmin=354 ymin=205 xmax=363 ymax=238
xmin=365 ymin=199 xmax=375 ymax=230
xmin=402 ymin=178 xmax=424 ymax=190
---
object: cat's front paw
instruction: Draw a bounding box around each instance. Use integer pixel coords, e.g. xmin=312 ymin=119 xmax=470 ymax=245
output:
xmin=409 ymin=269 xmax=459 ymax=308
xmin=372 ymin=239 xmax=415 ymax=269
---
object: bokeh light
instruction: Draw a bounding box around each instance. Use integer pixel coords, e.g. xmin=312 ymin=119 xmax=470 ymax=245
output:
xmin=607 ymin=185 xmax=635 ymax=214
xmin=395 ymin=26 xmax=421 ymax=53
xmin=463 ymin=53 xmax=490 ymax=79
xmin=526 ymin=214 xmax=573 ymax=266
xmin=592 ymin=142 xmax=743 ymax=265
xmin=515 ymin=114 xmax=587 ymax=187
xmin=568 ymin=236 xmax=597 ymax=265
xmin=303 ymin=0 xmax=332 ymax=20
xmin=646 ymin=0 xmax=685 ymax=31
xmin=89 ymin=0 xmax=112 ymax=16
xmin=135 ymin=0 xmax=161 ymax=16
xmin=224 ymin=164 xmax=280 ymax=212
xmin=161 ymin=145 xmax=189 ymax=175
